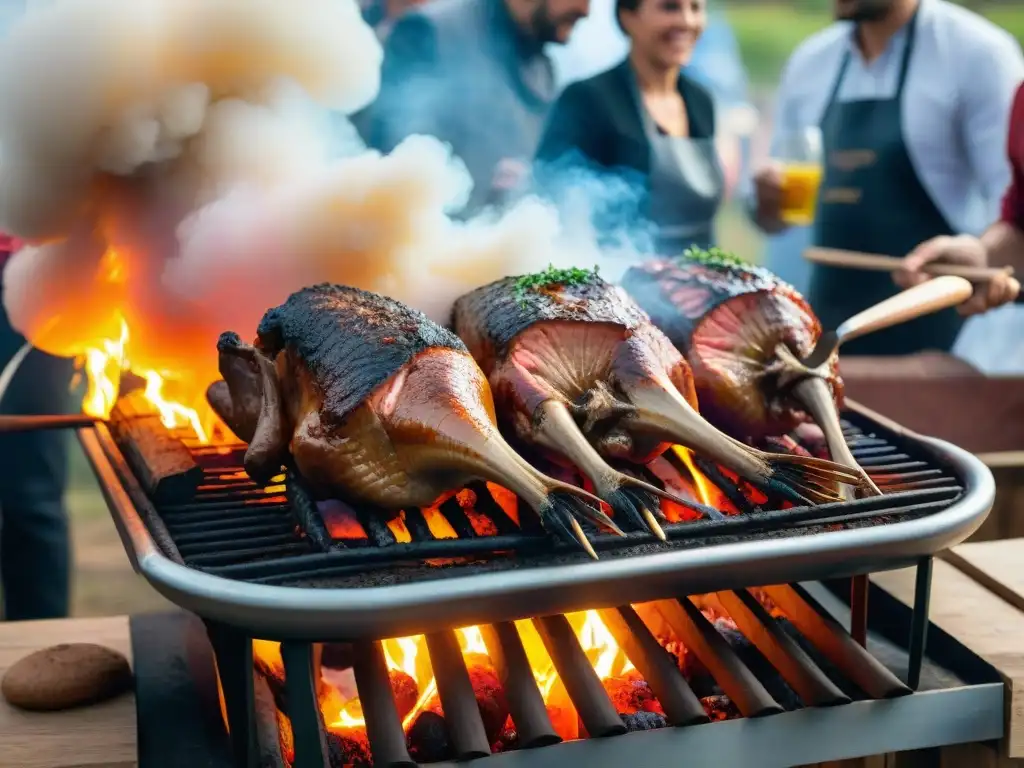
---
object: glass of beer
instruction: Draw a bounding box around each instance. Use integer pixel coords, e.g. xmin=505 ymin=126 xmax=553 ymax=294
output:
xmin=773 ymin=126 xmax=823 ymax=226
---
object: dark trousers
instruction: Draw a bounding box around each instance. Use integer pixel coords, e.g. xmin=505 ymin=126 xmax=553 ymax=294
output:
xmin=0 ymin=291 xmax=75 ymax=620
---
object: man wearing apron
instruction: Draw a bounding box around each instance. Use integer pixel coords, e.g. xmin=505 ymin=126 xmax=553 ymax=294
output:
xmin=751 ymin=0 xmax=1023 ymax=356
xmin=362 ymin=0 xmax=590 ymax=215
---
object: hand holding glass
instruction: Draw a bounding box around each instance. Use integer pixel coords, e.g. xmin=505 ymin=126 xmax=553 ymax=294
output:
xmin=773 ymin=127 xmax=823 ymax=226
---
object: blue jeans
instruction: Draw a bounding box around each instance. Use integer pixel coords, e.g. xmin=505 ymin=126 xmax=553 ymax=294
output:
xmin=0 ymin=289 xmax=75 ymax=620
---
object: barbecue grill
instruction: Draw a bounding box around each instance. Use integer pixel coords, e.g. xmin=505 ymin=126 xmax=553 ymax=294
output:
xmin=77 ymin=398 xmax=998 ymax=768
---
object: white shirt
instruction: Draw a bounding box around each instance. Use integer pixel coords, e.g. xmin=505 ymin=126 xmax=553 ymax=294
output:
xmin=771 ymin=0 xmax=1024 ymax=235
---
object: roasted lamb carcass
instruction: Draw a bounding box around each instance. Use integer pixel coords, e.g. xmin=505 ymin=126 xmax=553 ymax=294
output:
xmin=206 ymin=283 xmax=620 ymax=558
xmin=620 ymin=251 xmax=969 ymax=496
xmin=451 ymin=269 xmax=867 ymax=512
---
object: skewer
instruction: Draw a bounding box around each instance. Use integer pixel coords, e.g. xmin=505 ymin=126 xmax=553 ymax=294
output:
xmin=804 ymin=247 xmax=1013 ymax=281
xmin=0 ymin=413 xmax=101 ymax=432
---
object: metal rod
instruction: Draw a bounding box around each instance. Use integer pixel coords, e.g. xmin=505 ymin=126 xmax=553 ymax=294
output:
xmin=402 ymin=508 xmax=435 ymax=542
xmin=439 ymin=496 xmax=478 ymax=539
xmin=424 ymin=631 xmax=492 ymax=759
xmin=533 ymin=615 xmax=626 ymax=738
xmin=357 ymin=508 xmax=398 ymax=547
xmin=280 ymin=641 xmax=331 ymax=768
xmin=479 ymin=623 xmax=561 ymax=748
xmin=351 ymin=641 xmax=416 ymax=767
xmin=762 ymin=585 xmax=910 ymax=699
xmin=468 ymin=481 xmax=521 ymax=536
xmin=714 ymin=591 xmax=849 ymax=708
xmin=204 ymin=621 xmax=259 ymax=768
xmin=201 ymin=487 xmax=959 ymax=581
xmin=850 ymin=575 xmax=869 ymax=648
xmin=0 ymin=413 xmax=101 ymax=432
xmin=907 ymin=557 xmax=933 ymax=691
xmin=654 ymin=598 xmax=783 ymax=717
xmin=597 ymin=606 xmax=708 ymax=725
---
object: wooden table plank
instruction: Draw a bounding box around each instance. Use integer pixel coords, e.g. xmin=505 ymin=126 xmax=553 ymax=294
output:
xmin=0 ymin=616 xmax=136 ymax=768
xmin=873 ymin=560 xmax=1024 ymax=759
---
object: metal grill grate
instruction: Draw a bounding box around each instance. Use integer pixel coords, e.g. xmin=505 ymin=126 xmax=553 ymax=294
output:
xmin=112 ymin=413 xmax=964 ymax=585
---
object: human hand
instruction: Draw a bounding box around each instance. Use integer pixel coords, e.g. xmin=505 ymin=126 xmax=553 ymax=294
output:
xmin=753 ymin=163 xmax=787 ymax=233
xmin=897 ymin=235 xmax=1021 ymax=316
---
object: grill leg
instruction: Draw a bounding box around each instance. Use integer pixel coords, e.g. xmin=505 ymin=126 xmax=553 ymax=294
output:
xmin=281 ymin=641 xmax=331 ymax=768
xmin=850 ymin=574 xmax=869 ymax=647
xmin=205 ymin=621 xmax=259 ymax=768
xmin=907 ymin=556 xmax=933 ymax=690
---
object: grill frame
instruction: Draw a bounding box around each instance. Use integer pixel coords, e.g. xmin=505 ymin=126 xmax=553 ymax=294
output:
xmin=78 ymin=400 xmax=994 ymax=641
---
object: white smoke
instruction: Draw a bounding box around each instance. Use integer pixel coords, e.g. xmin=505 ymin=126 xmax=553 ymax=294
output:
xmin=0 ymin=0 xmax=603 ymax=390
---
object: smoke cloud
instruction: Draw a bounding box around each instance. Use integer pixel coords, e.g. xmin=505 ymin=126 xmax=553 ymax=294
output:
xmin=0 ymin=0 xmax=626 ymax=400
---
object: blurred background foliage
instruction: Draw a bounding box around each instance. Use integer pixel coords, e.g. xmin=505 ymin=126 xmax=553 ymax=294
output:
xmin=726 ymin=1 xmax=1024 ymax=87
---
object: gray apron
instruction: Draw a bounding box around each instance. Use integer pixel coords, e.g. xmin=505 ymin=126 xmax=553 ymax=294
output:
xmin=629 ymin=75 xmax=724 ymax=255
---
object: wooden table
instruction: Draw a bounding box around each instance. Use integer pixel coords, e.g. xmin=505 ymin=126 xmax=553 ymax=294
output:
xmin=0 ymin=616 xmax=136 ymax=768
xmin=7 ymin=538 xmax=1024 ymax=768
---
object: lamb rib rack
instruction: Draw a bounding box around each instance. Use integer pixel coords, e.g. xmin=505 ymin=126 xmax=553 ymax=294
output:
xmin=206 ymin=283 xmax=619 ymax=558
xmin=452 ymin=270 xmax=867 ymax=513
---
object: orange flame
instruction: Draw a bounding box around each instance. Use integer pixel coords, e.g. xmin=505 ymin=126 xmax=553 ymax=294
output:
xmin=76 ymin=314 xmax=214 ymax=443
xmin=672 ymin=446 xmax=723 ymax=509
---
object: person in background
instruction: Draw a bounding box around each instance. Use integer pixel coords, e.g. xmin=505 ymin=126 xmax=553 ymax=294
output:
xmin=362 ymin=0 xmax=590 ymax=214
xmin=751 ymin=0 xmax=1023 ymax=356
xmin=0 ymin=235 xmax=74 ymax=620
xmin=535 ymin=0 xmax=723 ymax=255
xmin=897 ymin=81 xmax=1024 ymax=372
xmin=547 ymin=0 xmax=755 ymax=203
xmin=897 ymin=80 xmax=1024 ymax=315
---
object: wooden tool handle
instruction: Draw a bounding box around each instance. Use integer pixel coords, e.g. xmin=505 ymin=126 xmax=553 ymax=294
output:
xmin=0 ymin=414 xmax=101 ymax=433
xmin=804 ymin=247 xmax=1014 ymax=281
xmin=835 ymin=276 xmax=975 ymax=345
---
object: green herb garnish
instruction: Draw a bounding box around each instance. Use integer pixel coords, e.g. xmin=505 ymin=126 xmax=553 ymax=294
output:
xmin=681 ymin=246 xmax=751 ymax=269
xmin=514 ymin=264 xmax=600 ymax=305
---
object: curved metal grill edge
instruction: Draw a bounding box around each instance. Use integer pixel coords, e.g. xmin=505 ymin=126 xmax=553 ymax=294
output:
xmin=79 ymin=424 xmax=994 ymax=642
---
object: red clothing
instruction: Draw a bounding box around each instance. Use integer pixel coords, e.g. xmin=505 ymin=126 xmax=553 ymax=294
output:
xmin=0 ymin=232 xmax=22 ymax=274
xmin=1001 ymin=82 xmax=1024 ymax=229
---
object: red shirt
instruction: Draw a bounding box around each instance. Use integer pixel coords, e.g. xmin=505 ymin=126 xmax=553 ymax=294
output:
xmin=0 ymin=233 xmax=22 ymax=275
xmin=1001 ymin=82 xmax=1024 ymax=229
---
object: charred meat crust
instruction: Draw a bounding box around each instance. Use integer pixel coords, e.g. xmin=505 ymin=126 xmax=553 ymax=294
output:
xmin=255 ymin=284 xmax=466 ymax=426
xmin=452 ymin=275 xmax=650 ymax=360
xmin=620 ymin=258 xmax=815 ymax=350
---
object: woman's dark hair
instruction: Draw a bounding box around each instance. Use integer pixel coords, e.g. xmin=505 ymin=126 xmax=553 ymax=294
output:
xmin=614 ymin=0 xmax=642 ymax=32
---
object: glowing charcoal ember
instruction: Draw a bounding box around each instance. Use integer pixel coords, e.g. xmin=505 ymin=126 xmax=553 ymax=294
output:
xmin=602 ymin=673 xmax=663 ymax=715
xmin=316 ymin=499 xmax=368 ymax=540
xmin=620 ymin=711 xmax=669 ymax=731
xmin=701 ymin=694 xmax=740 ymax=721
xmin=486 ymin=483 xmax=520 ymax=527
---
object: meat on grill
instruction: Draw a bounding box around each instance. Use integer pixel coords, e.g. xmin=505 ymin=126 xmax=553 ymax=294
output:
xmin=619 ymin=255 xmax=877 ymax=496
xmin=206 ymin=283 xmax=619 ymax=557
xmin=451 ymin=272 xmax=867 ymax=514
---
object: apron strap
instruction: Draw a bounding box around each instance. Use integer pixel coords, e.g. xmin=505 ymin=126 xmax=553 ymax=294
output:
xmin=894 ymin=6 xmax=921 ymax=97
xmin=823 ymin=5 xmax=922 ymax=114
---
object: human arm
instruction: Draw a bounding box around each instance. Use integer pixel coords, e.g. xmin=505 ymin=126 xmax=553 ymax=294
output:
xmin=747 ymin=52 xmax=804 ymax=234
xmin=896 ymin=81 xmax=1024 ymax=315
xmin=364 ymin=13 xmax=442 ymax=153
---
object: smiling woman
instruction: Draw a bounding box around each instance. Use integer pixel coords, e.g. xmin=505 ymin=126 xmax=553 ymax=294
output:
xmin=535 ymin=0 xmax=727 ymax=259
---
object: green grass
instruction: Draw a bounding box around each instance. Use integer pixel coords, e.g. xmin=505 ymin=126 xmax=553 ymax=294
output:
xmin=727 ymin=2 xmax=1024 ymax=86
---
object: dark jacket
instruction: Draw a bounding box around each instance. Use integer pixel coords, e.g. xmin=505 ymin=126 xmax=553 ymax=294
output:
xmin=535 ymin=58 xmax=715 ymax=176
